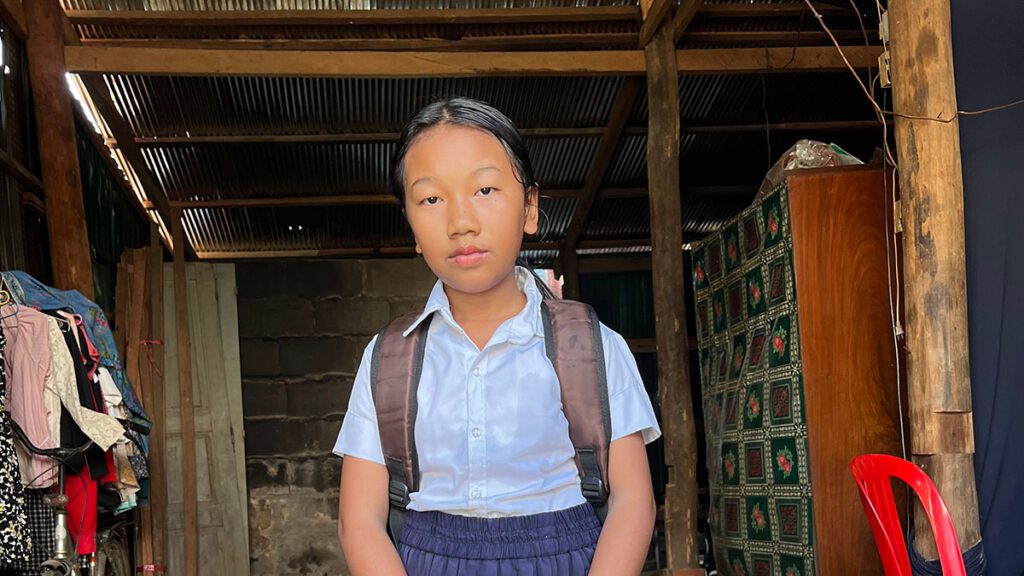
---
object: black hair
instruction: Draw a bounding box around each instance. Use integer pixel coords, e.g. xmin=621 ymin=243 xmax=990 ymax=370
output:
xmin=389 ymin=97 xmax=539 ymax=204
xmin=391 ymin=98 xmax=554 ymax=298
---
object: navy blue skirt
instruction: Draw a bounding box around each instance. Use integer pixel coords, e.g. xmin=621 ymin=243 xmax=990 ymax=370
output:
xmin=398 ymin=503 xmax=602 ymax=575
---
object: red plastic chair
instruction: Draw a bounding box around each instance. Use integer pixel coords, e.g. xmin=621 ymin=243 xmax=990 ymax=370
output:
xmin=850 ymin=454 xmax=966 ymax=576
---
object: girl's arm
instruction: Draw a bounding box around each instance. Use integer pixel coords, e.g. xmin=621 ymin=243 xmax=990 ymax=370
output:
xmin=588 ymin=431 xmax=658 ymax=576
xmin=338 ymin=455 xmax=408 ymax=576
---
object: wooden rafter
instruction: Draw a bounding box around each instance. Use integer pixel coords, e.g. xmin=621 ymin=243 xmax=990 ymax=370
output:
xmin=63 ymin=45 xmax=883 ymax=76
xmin=0 ymin=0 xmax=26 ymax=40
xmin=672 ymin=0 xmax=704 ymax=44
xmin=128 ymin=119 xmax=876 ymax=147
xmin=698 ymin=2 xmax=844 ymax=17
xmin=72 ymin=103 xmax=150 ymax=222
xmin=0 ymin=148 xmax=43 ymax=192
xmin=78 ymin=34 xmax=639 ymax=52
xmin=75 ymin=31 xmax=874 ymax=52
xmin=167 ymin=186 xmax=756 ymax=210
xmin=561 ymin=77 xmax=644 ymax=252
xmin=63 ymin=3 xmax=847 ymax=28
xmin=639 ymin=0 xmax=673 ymax=47
xmin=171 ymin=194 xmax=397 ymax=209
xmin=64 ymin=7 xmax=639 ymax=27
xmin=79 ymin=76 xmax=174 ymax=231
xmin=190 ymin=236 xmax=690 ymax=261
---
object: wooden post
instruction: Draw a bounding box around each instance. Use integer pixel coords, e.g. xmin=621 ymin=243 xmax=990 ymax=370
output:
xmin=25 ymin=0 xmax=94 ymax=298
xmin=171 ymin=209 xmax=199 ymax=576
xmin=646 ymin=25 xmax=699 ymax=571
xmin=560 ymin=250 xmax=580 ymax=301
xmin=124 ymin=249 xmax=154 ymax=568
xmin=889 ymin=0 xmax=982 ymax=559
xmin=148 ymin=223 xmax=168 ymax=572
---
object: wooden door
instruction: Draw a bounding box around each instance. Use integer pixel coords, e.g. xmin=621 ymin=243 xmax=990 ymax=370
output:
xmin=163 ymin=263 xmax=249 ymax=575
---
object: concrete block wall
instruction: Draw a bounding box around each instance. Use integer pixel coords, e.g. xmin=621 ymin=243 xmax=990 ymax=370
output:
xmin=236 ymin=258 xmax=437 ymax=575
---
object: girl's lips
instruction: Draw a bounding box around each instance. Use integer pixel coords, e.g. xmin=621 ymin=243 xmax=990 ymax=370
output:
xmin=450 ymin=250 xmax=488 ymax=267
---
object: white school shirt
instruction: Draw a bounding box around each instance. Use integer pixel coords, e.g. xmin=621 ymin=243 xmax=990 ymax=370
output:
xmin=333 ymin=266 xmax=662 ymax=517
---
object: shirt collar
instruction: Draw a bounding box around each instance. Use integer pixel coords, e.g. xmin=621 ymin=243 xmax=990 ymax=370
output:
xmin=402 ymin=266 xmax=545 ymax=343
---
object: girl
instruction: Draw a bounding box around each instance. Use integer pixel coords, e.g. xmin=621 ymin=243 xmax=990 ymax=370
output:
xmin=335 ymin=98 xmax=661 ymax=575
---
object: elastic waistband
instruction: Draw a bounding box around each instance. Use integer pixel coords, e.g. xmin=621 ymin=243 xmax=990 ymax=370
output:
xmin=399 ymin=503 xmax=601 ymax=560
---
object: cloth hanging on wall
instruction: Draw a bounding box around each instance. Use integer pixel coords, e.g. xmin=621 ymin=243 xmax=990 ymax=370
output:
xmin=951 ymin=1 xmax=1024 ymax=573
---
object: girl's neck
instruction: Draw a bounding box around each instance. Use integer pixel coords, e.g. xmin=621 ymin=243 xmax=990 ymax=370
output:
xmin=444 ymin=268 xmax=526 ymax=343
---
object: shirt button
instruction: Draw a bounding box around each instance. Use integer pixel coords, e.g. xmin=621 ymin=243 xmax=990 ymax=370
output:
xmin=472 ymin=427 xmax=482 ymax=438
xmin=473 ymin=367 xmax=482 ymax=377
xmin=471 ymin=490 xmax=481 ymax=499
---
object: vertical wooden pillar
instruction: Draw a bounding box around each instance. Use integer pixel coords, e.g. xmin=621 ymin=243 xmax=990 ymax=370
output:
xmin=560 ymin=250 xmax=580 ymax=301
xmin=645 ymin=25 xmax=699 ymax=570
xmin=146 ymin=222 xmax=168 ymax=572
xmin=889 ymin=0 xmax=982 ymax=558
xmin=172 ymin=209 xmax=198 ymax=576
xmin=25 ymin=0 xmax=94 ymax=298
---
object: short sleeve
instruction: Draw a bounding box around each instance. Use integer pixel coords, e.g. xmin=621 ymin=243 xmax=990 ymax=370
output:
xmin=600 ymin=324 xmax=662 ymax=445
xmin=332 ymin=335 xmax=385 ymax=464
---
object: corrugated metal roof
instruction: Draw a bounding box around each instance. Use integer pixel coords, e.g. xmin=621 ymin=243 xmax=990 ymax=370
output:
xmin=104 ymin=75 xmax=625 ymax=137
xmin=63 ymin=1 xmax=882 ymax=258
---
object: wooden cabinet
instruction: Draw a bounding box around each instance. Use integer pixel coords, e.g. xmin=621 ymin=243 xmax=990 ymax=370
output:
xmin=693 ymin=165 xmax=904 ymax=575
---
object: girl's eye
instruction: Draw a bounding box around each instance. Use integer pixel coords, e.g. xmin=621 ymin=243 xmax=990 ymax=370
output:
xmin=421 ymin=196 xmax=440 ymax=206
xmin=477 ymin=187 xmax=494 ymax=196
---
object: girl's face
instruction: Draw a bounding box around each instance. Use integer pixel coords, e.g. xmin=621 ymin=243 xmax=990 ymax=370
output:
xmin=402 ymin=124 xmax=539 ymax=296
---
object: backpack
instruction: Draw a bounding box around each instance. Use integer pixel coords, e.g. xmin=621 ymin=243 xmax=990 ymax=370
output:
xmin=370 ymin=299 xmax=612 ymax=546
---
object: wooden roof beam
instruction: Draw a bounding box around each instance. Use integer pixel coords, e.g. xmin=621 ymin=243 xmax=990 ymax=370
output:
xmin=192 ymin=237 xmax=681 ymax=261
xmin=167 ymin=186 xmax=756 ymax=209
xmin=128 ymin=120 xmax=877 ymax=147
xmin=0 ymin=0 xmax=27 ymax=40
xmin=63 ymin=45 xmax=883 ymax=76
xmin=78 ymin=75 xmax=183 ymax=256
xmin=561 ymin=77 xmax=643 ymax=252
xmin=71 ymin=102 xmax=150 ymax=223
xmin=639 ymin=0 xmax=673 ymax=47
xmin=64 ymin=7 xmax=639 ymax=27
xmin=672 ymin=0 xmax=703 ymax=45
xmin=557 ymin=77 xmax=642 ymax=298
xmin=0 ymin=148 xmax=43 ymax=192
xmin=77 ymin=34 xmax=639 ymax=52
xmin=699 ymin=3 xmax=845 ymax=18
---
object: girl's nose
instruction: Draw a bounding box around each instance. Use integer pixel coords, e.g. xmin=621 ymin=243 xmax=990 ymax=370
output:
xmin=447 ymin=194 xmax=480 ymax=237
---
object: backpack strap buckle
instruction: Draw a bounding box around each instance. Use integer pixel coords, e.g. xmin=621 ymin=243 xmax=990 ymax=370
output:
xmin=580 ymin=475 xmax=606 ymax=504
xmin=386 ymin=457 xmax=411 ymax=509
xmin=577 ymin=448 xmax=607 ymax=505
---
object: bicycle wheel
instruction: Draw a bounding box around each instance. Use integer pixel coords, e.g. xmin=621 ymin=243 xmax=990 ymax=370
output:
xmin=93 ymin=526 xmax=131 ymax=576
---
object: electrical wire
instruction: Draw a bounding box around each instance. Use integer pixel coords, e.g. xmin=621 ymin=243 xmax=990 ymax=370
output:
xmin=806 ymin=0 xmax=1024 ymax=127
xmin=801 ymin=0 xmax=898 ymax=170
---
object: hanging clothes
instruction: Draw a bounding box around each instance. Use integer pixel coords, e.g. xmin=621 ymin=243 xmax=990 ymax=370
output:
xmin=40 ymin=311 xmax=119 ymax=556
xmin=0 ymin=489 xmax=55 ymax=574
xmin=0 ymin=271 xmax=149 ymax=424
xmin=0 ymin=322 xmax=32 ymax=563
xmin=1 ymin=306 xmax=123 ymax=488
xmin=97 ymin=367 xmax=140 ymax=510
xmin=40 ymin=310 xmax=111 ymax=479
xmin=2 ymin=304 xmax=60 ymax=488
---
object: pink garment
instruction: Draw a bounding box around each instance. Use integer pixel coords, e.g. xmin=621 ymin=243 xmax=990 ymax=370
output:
xmin=1 ymin=305 xmax=58 ymax=487
xmin=60 ymin=312 xmax=100 ymax=381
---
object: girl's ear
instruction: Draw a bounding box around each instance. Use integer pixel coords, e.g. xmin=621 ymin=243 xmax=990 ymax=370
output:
xmin=524 ymin=186 xmax=540 ymax=236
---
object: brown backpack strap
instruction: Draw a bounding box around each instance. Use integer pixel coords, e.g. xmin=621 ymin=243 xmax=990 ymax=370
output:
xmin=370 ymin=311 xmax=433 ymax=545
xmin=540 ymin=300 xmax=612 ymax=519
